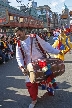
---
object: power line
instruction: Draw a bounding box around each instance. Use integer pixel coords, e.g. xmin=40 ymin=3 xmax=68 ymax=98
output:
xmin=49 ymin=2 xmax=60 ymax=13
xmin=46 ymin=0 xmax=64 ymax=13
xmin=46 ymin=0 xmax=61 ymax=13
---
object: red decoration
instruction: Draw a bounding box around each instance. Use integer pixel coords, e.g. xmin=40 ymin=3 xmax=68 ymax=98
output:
xmin=58 ymin=39 xmax=62 ymax=50
xmin=38 ymin=60 xmax=47 ymax=68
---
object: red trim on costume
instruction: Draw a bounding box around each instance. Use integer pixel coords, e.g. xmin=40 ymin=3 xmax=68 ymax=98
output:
xmin=36 ymin=37 xmax=46 ymax=58
xmin=17 ymin=40 xmax=26 ymax=65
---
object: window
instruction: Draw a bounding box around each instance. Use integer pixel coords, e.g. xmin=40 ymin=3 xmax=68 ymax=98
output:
xmin=10 ymin=16 xmax=13 ymax=21
xmin=19 ymin=18 xmax=24 ymax=23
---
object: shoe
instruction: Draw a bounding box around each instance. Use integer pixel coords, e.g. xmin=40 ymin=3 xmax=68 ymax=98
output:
xmin=29 ymin=103 xmax=35 ymax=108
xmin=54 ymin=86 xmax=59 ymax=89
xmin=48 ymin=91 xmax=54 ymax=96
xmin=52 ymin=82 xmax=59 ymax=89
xmin=29 ymin=100 xmax=37 ymax=108
xmin=47 ymin=87 xmax=54 ymax=96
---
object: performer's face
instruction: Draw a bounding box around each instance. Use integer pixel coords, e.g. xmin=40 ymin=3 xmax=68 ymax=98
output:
xmin=16 ymin=30 xmax=25 ymax=40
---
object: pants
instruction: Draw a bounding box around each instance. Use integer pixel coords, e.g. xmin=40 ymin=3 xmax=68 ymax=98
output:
xmin=26 ymin=73 xmax=55 ymax=101
xmin=26 ymin=82 xmax=38 ymax=101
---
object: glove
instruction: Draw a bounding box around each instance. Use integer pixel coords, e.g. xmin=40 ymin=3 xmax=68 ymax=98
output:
xmin=27 ymin=63 xmax=34 ymax=72
xmin=30 ymin=71 xmax=35 ymax=83
xmin=19 ymin=66 xmax=27 ymax=76
xmin=27 ymin=63 xmax=35 ymax=83
xmin=21 ymin=68 xmax=25 ymax=73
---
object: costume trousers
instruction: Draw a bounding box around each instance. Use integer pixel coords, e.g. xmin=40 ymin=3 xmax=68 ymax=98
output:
xmin=26 ymin=82 xmax=38 ymax=101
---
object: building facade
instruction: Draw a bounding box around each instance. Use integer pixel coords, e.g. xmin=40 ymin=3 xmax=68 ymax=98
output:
xmin=51 ymin=12 xmax=59 ymax=29
xmin=0 ymin=0 xmax=43 ymax=35
xmin=60 ymin=4 xmax=70 ymax=28
xmin=36 ymin=5 xmax=59 ymax=31
xmin=37 ymin=5 xmax=51 ymax=31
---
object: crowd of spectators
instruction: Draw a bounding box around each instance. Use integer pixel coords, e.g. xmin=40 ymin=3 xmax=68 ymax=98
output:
xmin=37 ymin=32 xmax=52 ymax=41
xmin=0 ymin=35 xmax=17 ymax=64
xmin=0 ymin=31 xmax=53 ymax=65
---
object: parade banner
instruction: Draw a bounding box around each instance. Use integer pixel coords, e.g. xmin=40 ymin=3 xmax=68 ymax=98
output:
xmin=0 ymin=8 xmax=9 ymax=25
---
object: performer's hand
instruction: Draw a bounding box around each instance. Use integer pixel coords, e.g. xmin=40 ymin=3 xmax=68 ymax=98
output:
xmin=19 ymin=66 xmax=27 ymax=75
xmin=19 ymin=66 xmax=24 ymax=71
xmin=30 ymin=71 xmax=35 ymax=83
xmin=21 ymin=68 xmax=24 ymax=73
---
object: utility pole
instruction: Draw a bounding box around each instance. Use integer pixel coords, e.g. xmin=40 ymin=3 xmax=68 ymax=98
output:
xmin=46 ymin=8 xmax=50 ymax=31
xmin=53 ymin=12 xmax=55 ymax=29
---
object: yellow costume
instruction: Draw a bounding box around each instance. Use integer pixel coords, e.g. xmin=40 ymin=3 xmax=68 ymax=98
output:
xmin=52 ymin=32 xmax=72 ymax=61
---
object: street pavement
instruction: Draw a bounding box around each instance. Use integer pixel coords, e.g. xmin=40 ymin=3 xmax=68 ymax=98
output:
xmin=0 ymin=37 xmax=72 ymax=108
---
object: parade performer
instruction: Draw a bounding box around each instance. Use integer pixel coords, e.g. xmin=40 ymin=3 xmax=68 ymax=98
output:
xmin=64 ymin=28 xmax=71 ymax=54
xmin=52 ymin=29 xmax=72 ymax=61
xmin=15 ymin=27 xmax=62 ymax=108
